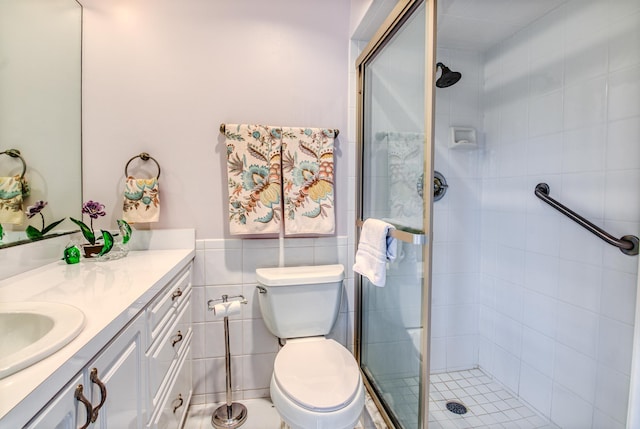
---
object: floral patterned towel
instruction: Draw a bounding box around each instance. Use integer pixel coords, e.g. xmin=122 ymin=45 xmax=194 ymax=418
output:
xmin=123 ymin=177 xmax=160 ymax=223
xmin=225 ymin=124 xmax=282 ymax=235
xmin=0 ymin=175 xmax=24 ymax=225
xmin=282 ymin=127 xmax=335 ymax=235
xmin=387 ymin=132 xmax=424 ymax=229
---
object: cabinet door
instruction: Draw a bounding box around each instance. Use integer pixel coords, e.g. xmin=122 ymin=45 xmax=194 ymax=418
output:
xmin=25 ymin=374 xmax=90 ymax=429
xmin=90 ymin=313 xmax=147 ymax=429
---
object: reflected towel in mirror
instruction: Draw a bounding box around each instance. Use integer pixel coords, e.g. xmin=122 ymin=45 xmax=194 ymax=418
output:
xmin=0 ymin=175 xmax=24 ymax=225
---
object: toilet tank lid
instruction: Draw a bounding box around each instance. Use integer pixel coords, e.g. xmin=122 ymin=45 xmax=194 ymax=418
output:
xmin=256 ymin=264 xmax=344 ymax=286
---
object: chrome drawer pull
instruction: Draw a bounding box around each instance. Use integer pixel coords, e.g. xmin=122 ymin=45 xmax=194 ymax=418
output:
xmin=172 ymin=330 xmax=183 ymax=347
xmin=90 ymin=368 xmax=107 ymax=423
xmin=171 ymin=288 xmax=183 ymax=301
xmin=172 ymin=394 xmax=184 ymax=413
xmin=74 ymin=384 xmax=93 ymax=429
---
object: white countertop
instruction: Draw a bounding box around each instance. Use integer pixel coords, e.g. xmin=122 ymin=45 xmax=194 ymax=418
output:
xmin=0 ymin=247 xmax=195 ymax=427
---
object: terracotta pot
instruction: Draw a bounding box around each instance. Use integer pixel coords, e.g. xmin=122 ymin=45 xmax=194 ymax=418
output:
xmin=82 ymin=244 xmax=103 ymax=258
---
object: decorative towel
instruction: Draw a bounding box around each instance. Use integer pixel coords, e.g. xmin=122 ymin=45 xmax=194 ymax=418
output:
xmin=225 ymin=124 xmax=282 ymax=235
xmin=281 ymin=127 xmax=335 ymax=235
xmin=123 ymin=177 xmax=160 ymax=223
xmin=387 ymin=132 xmax=424 ymax=230
xmin=353 ymin=219 xmax=397 ymax=287
xmin=0 ymin=175 xmax=24 ymax=225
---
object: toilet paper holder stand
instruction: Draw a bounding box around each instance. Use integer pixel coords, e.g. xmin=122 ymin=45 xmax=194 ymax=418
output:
xmin=207 ymin=294 xmax=248 ymax=309
xmin=206 ymin=294 xmax=248 ymax=429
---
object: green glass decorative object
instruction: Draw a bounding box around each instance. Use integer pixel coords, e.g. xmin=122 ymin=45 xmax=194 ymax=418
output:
xmin=98 ymin=230 xmax=114 ymax=256
xmin=117 ymin=219 xmax=132 ymax=244
xmin=63 ymin=244 xmax=81 ymax=264
xmin=70 ymin=217 xmax=96 ymax=245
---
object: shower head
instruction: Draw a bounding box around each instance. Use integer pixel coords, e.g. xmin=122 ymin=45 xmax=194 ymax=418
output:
xmin=435 ymin=62 xmax=462 ymax=88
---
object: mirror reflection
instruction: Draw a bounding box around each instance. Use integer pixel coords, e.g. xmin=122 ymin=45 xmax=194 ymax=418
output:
xmin=0 ymin=0 xmax=82 ymax=248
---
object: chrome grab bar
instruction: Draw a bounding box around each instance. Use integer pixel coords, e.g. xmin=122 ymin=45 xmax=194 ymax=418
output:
xmin=356 ymin=218 xmax=426 ymax=245
xmin=534 ymin=183 xmax=639 ymax=256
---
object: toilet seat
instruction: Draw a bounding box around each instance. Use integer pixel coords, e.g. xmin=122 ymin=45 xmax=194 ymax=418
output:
xmin=273 ymin=338 xmax=361 ymax=412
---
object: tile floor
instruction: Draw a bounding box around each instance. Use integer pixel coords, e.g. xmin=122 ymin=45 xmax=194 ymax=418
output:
xmin=428 ymin=369 xmax=559 ymax=429
xmin=184 ymin=397 xmax=379 ymax=429
xmin=184 ymin=368 xmax=558 ymax=429
xmin=375 ymin=368 xmax=558 ymax=428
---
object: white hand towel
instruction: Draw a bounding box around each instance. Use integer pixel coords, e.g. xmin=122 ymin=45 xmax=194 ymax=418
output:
xmin=353 ymin=219 xmax=397 ymax=287
xmin=122 ymin=176 xmax=160 ymax=223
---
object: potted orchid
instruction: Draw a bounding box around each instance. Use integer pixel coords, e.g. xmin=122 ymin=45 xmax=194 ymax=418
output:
xmin=24 ymin=200 xmax=65 ymax=239
xmin=70 ymin=200 xmax=114 ymax=257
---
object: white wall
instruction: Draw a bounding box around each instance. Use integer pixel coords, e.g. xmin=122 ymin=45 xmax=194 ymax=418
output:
xmin=80 ymin=0 xmax=350 ymax=240
xmin=431 ymin=47 xmax=484 ymax=373
xmin=79 ymin=0 xmax=353 ymax=404
xmin=478 ymin=1 xmax=640 ymax=427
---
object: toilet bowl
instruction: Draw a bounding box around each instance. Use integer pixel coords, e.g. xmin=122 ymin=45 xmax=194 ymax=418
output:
xmin=255 ymin=265 xmax=365 ymax=429
xmin=270 ymin=338 xmax=364 ymax=429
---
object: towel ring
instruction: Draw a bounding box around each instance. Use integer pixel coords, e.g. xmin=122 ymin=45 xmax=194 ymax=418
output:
xmin=0 ymin=149 xmax=27 ymax=179
xmin=124 ymin=152 xmax=161 ymax=180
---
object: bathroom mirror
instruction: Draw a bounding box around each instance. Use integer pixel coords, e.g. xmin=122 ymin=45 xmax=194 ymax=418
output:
xmin=0 ymin=0 xmax=82 ymax=248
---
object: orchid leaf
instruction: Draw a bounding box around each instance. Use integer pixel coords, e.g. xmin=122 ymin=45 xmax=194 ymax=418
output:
xmin=41 ymin=218 xmax=65 ymax=235
xmin=117 ymin=219 xmax=132 ymax=244
xmin=70 ymin=217 xmax=95 ymax=245
xmin=0 ymin=223 xmax=3 ymax=240
xmin=98 ymin=230 xmax=114 ymax=256
xmin=25 ymin=225 xmax=43 ymax=239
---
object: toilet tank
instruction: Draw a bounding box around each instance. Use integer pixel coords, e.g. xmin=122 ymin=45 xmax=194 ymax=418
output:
xmin=255 ymin=264 xmax=345 ymax=339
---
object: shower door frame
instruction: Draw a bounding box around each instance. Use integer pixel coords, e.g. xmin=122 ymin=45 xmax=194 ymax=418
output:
xmin=354 ymin=0 xmax=437 ymax=427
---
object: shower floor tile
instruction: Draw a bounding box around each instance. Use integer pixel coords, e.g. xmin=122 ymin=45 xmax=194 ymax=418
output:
xmin=375 ymin=368 xmax=559 ymax=428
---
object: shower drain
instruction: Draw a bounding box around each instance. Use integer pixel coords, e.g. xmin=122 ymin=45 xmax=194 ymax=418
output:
xmin=445 ymin=401 xmax=468 ymax=415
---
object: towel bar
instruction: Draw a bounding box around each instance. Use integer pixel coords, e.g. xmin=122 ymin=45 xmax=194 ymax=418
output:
xmin=219 ymin=123 xmax=339 ymax=137
xmin=356 ymin=218 xmax=426 ymax=245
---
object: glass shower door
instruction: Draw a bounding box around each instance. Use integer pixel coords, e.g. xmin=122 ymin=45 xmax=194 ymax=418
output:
xmin=357 ymin=1 xmax=434 ymax=427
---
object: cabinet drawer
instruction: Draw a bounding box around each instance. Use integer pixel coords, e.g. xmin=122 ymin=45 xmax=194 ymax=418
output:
xmin=148 ymin=267 xmax=191 ymax=343
xmin=148 ymin=345 xmax=192 ymax=429
xmin=149 ymin=297 xmax=192 ymax=405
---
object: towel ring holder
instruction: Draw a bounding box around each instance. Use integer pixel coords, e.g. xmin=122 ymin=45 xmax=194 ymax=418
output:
xmin=124 ymin=152 xmax=161 ymax=180
xmin=0 ymin=149 xmax=27 ymax=179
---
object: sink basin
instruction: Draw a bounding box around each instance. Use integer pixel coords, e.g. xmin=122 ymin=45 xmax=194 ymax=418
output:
xmin=0 ymin=302 xmax=85 ymax=379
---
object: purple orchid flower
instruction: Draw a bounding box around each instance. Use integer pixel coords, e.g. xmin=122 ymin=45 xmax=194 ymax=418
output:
xmin=82 ymin=200 xmax=106 ymax=219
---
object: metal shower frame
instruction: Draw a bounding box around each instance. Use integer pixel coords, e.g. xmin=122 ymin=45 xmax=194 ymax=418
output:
xmin=354 ymin=0 xmax=437 ymax=427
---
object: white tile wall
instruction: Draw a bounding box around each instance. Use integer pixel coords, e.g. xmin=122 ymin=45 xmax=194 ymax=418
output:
xmin=190 ymin=235 xmax=351 ymax=405
xmin=478 ymin=1 xmax=640 ymax=427
xmin=431 ymin=47 xmax=484 ymax=373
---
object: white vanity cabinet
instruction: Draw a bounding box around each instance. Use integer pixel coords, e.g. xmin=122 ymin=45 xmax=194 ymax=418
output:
xmin=17 ymin=254 xmax=195 ymax=429
xmin=26 ymin=313 xmax=145 ymax=429
xmin=25 ymin=374 xmax=87 ymax=429
xmin=88 ymin=312 xmax=146 ymax=429
xmin=146 ymin=265 xmax=193 ymax=428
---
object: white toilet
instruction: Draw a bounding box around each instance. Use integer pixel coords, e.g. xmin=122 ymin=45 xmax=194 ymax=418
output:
xmin=255 ymin=264 xmax=365 ymax=429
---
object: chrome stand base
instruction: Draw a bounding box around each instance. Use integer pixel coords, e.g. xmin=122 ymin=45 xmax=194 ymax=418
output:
xmin=211 ymin=403 xmax=248 ymax=429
